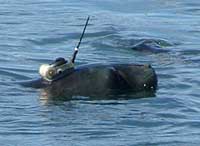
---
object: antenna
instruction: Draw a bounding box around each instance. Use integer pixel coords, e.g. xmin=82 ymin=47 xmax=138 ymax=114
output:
xmin=71 ymin=16 xmax=90 ymax=63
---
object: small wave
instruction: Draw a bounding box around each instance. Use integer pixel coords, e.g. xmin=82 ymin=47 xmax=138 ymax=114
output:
xmin=179 ymin=49 xmax=200 ymax=55
xmin=92 ymin=35 xmax=173 ymax=54
xmin=0 ymin=66 xmax=35 ymax=73
xmin=130 ymin=39 xmax=172 ymax=53
xmin=26 ymin=35 xmax=70 ymax=46
xmin=26 ymin=58 xmax=53 ymax=63
xmin=0 ymin=69 xmax=31 ymax=80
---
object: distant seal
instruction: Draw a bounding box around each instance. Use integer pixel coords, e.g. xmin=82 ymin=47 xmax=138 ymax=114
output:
xmin=131 ymin=40 xmax=170 ymax=53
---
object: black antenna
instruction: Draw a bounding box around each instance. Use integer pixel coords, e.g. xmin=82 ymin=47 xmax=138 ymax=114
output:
xmin=71 ymin=16 xmax=90 ymax=63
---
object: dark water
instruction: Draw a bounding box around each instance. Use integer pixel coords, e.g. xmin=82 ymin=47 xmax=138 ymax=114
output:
xmin=1 ymin=0 xmax=200 ymax=145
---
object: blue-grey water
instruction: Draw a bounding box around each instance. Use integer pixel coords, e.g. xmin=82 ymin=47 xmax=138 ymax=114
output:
xmin=1 ymin=0 xmax=200 ymax=145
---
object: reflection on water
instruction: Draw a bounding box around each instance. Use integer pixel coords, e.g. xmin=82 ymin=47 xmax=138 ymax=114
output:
xmin=39 ymin=88 xmax=156 ymax=105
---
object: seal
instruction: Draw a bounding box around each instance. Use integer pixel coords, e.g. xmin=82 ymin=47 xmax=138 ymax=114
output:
xmin=21 ymin=63 xmax=157 ymax=97
xmin=20 ymin=16 xmax=158 ymax=98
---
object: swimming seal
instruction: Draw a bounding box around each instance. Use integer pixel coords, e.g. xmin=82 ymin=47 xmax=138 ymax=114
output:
xmin=21 ymin=63 xmax=157 ymax=97
xmin=20 ymin=17 xmax=157 ymax=98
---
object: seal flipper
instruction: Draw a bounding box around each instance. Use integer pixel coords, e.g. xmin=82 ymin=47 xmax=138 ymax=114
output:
xmin=109 ymin=67 xmax=132 ymax=89
xmin=114 ymin=64 xmax=157 ymax=91
xmin=20 ymin=78 xmax=50 ymax=89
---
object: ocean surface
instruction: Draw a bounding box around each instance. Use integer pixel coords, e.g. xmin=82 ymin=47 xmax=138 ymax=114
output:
xmin=0 ymin=0 xmax=200 ymax=145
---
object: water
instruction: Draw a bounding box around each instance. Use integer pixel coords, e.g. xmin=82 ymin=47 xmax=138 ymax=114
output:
xmin=0 ymin=0 xmax=200 ymax=145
